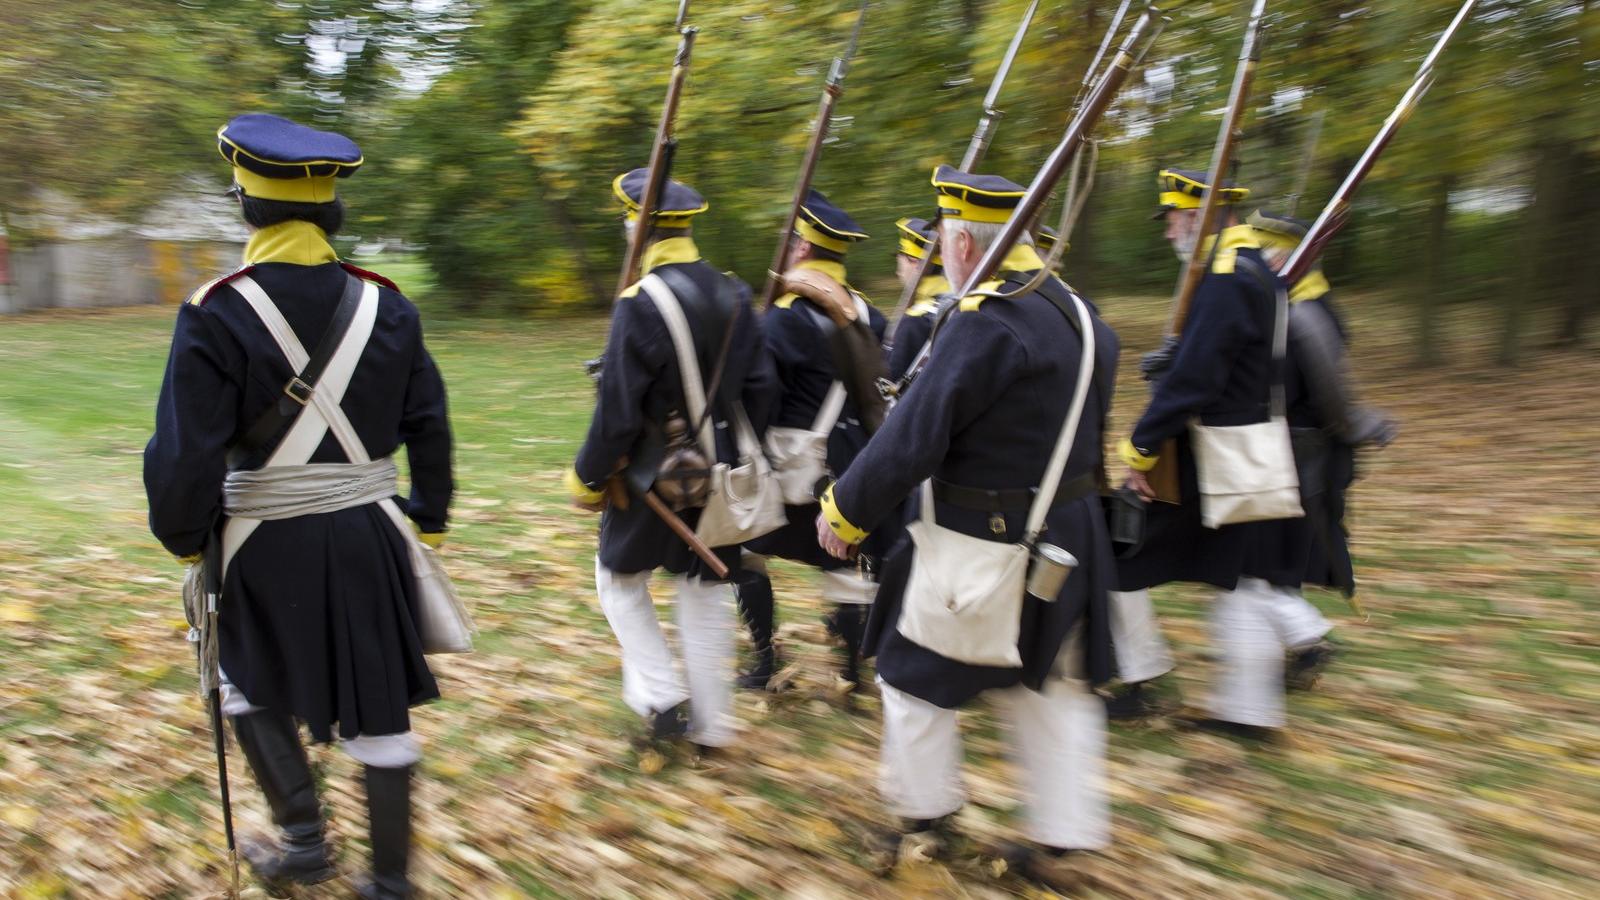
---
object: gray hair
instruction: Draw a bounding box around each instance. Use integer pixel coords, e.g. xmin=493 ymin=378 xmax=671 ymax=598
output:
xmin=941 ymin=218 xmax=1032 ymax=255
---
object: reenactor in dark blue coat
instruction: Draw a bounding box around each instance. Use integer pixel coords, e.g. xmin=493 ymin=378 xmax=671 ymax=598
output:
xmin=144 ymin=114 xmax=452 ymax=898
xmin=568 ymin=170 xmax=779 ymax=749
xmin=737 ymin=190 xmax=886 ymax=691
xmin=1115 ymin=167 xmax=1309 ymax=737
xmin=1246 ymin=209 xmax=1395 ymax=688
xmin=817 ymin=166 xmax=1119 ymax=877
xmin=885 ymin=216 xmax=951 ymax=382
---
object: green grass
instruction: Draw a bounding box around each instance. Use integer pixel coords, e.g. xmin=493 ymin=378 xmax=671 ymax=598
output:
xmin=0 ymin=262 xmax=1597 ymax=897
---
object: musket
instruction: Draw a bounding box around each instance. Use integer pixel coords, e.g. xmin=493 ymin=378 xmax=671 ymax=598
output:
xmin=884 ymin=0 xmax=1039 ymax=345
xmin=614 ymin=15 xmax=699 ymax=299
xmin=1285 ymin=108 xmax=1324 ymax=217
xmin=1164 ymin=0 xmax=1268 ymax=336
xmin=1281 ymin=0 xmax=1478 ymax=285
xmin=758 ymin=1 xmax=870 ymax=308
xmin=890 ymin=4 xmax=1167 ymax=395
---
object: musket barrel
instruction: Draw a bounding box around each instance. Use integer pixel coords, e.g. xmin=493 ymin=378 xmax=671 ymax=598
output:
xmin=885 ymin=0 xmax=1042 ymax=345
xmin=615 ymin=27 xmax=698 ymax=299
xmin=1165 ymin=0 xmax=1267 ymax=336
xmin=1280 ymin=0 xmax=1475 ymax=284
xmin=892 ymin=4 xmax=1162 ymax=390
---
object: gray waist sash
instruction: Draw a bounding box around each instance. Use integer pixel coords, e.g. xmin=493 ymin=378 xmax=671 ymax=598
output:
xmin=224 ymin=457 xmax=397 ymax=520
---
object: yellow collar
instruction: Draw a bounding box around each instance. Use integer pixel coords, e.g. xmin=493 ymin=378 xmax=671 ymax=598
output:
xmin=1000 ymin=243 xmax=1045 ymax=275
xmin=641 ymin=235 xmax=701 ymax=273
xmin=775 ymin=259 xmax=854 ymax=310
xmin=797 ymin=258 xmax=849 ymax=285
xmin=1290 ymin=269 xmax=1330 ymax=303
xmin=1200 ymin=224 xmax=1260 ymax=275
xmin=243 ymin=220 xmax=339 ymax=266
xmin=914 ymin=273 xmax=950 ymax=305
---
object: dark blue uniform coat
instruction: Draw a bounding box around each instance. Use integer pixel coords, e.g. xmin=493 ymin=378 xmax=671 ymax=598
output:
xmin=1117 ymin=227 xmax=1297 ymax=593
xmin=145 ymin=245 xmax=452 ymax=743
xmin=745 ymin=259 xmax=888 ymax=568
xmin=574 ymin=240 xmax=779 ymax=578
xmin=829 ymin=248 xmax=1120 ymax=707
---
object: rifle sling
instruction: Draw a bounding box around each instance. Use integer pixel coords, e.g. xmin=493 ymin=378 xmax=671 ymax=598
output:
xmin=226 ymin=272 xmax=365 ymax=470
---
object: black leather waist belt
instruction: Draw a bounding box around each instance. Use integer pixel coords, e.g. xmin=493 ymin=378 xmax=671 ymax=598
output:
xmin=931 ymin=472 xmax=1098 ymax=513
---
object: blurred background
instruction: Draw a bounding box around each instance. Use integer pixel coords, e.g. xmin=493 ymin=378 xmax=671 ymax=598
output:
xmin=2 ymin=2 xmax=1598 ymax=898
xmin=1 ymin=0 xmax=1595 ymax=362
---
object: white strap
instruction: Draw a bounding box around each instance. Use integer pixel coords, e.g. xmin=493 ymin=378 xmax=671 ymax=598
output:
xmin=1025 ymin=293 xmax=1097 ymax=542
xmin=812 ymin=382 xmax=848 ymax=434
xmin=223 ymin=275 xmax=386 ymax=572
xmin=640 ymin=273 xmax=717 ymax=460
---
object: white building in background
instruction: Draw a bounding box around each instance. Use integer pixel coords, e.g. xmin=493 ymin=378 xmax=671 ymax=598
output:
xmin=1 ymin=185 xmax=246 ymax=315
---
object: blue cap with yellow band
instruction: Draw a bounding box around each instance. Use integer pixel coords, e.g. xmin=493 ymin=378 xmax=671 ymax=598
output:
xmin=796 ymin=189 xmax=868 ymax=254
xmin=613 ymin=167 xmax=709 ymax=228
xmin=931 ymin=164 xmax=1026 ymax=224
xmin=1154 ymin=167 xmax=1250 ymax=219
xmin=217 ymin=113 xmax=362 ymax=204
xmin=895 ymin=216 xmax=942 ymax=265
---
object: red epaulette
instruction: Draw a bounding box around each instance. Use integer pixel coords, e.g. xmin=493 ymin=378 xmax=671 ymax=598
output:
xmin=340 ymin=262 xmax=400 ymax=292
xmin=185 ymin=265 xmax=258 ymax=306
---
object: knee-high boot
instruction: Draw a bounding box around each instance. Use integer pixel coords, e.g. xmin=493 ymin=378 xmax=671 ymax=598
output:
xmin=230 ymin=709 xmax=337 ymax=888
xmin=833 ymin=603 xmax=866 ymax=689
xmin=734 ymin=569 xmax=778 ymax=689
xmin=355 ymin=764 xmax=413 ymax=899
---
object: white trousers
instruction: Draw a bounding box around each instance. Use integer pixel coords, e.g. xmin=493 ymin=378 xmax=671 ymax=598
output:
xmin=1207 ymin=577 xmax=1289 ymax=728
xmin=1107 ymin=589 xmax=1175 ymax=684
xmin=877 ymin=642 xmax=1109 ymax=850
xmin=595 ymin=559 xmax=737 ymax=747
xmin=218 ymin=669 xmax=420 ymax=767
xmin=1263 ymin=586 xmax=1333 ymax=650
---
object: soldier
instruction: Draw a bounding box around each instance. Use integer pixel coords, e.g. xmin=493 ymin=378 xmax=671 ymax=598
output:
xmin=144 ymin=113 xmax=452 ymax=898
xmin=885 ymin=216 xmax=951 ymax=382
xmin=568 ymin=169 xmax=777 ymax=752
xmin=737 ymin=189 xmax=886 ymax=691
xmin=1247 ymin=209 xmax=1395 ymax=688
xmin=1116 ymin=167 xmax=1307 ymax=738
xmin=817 ymin=166 xmax=1119 ymax=882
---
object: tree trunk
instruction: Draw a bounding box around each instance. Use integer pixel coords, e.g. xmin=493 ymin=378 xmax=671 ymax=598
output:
xmin=1554 ymin=152 xmax=1599 ymax=348
xmin=1415 ymin=173 xmax=1456 ymax=366
xmin=1502 ymin=131 xmax=1579 ymax=365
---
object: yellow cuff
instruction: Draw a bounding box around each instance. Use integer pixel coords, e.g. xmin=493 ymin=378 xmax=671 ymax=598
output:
xmin=565 ymin=466 xmax=605 ymax=505
xmin=411 ymin=522 xmax=446 ymax=549
xmin=819 ymin=484 xmax=868 ymax=545
xmin=177 ymin=553 xmax=202 ymax=567
xmin=1119 ymin=438 xmax=1160 ymax=472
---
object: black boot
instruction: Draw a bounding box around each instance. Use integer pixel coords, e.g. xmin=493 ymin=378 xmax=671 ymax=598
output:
xmin=230 ymin=709 xmax=336 ymax=891
xmin=1286 ymin=638 xmax=1338 ymax=691
xmin=1103 ymin=677 xmax=1180 ymax=721
xmin=651 ymin=701 xmax=689 ymax=743
xmin=734 ymin=570 xmax=778 ymax=690
xmin=354 ymin=764 xmax=412 ymax=900
xmin=832 ymin=603 xmax=866 ymax=690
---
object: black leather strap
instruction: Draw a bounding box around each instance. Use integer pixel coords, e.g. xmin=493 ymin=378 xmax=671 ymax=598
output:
xmin=227 ymin=272 xmax=365 ymax=469
xmin=931 ymin=471 xmax=1098 ymax=513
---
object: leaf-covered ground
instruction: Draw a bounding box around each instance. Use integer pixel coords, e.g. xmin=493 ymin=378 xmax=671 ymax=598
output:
xmin=1 ymin=286 xmax=1596 ymax=899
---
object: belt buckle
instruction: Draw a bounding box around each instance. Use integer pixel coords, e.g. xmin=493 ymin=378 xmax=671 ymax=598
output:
xmin=283 ymin=377 xmax=314 ymax=406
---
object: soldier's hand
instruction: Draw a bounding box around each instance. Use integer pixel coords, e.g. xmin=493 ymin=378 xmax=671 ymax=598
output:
xmin=1139 ymin=336 xmax=1180 ymax=382
xmin=1125 ymin=468 xmax=1157 ymax=502
xmin=816 ymin=511 xmax=854 ymax=561
xmin=573 ymin=497 xmax=605 ymax=514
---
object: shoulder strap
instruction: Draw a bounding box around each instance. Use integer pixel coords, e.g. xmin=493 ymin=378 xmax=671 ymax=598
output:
xmin=658 ymin=265 xmax=741 ymax=439
xmin=226 ymin=273 xmax=365 ymax=469
xmin=1234 ymin=256 xmax=1289 ymax=418
xmin=641 ymin=273 xmax=716 ymax=460
xmin=1026 ymin=292 xmax=1097 ymax=543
